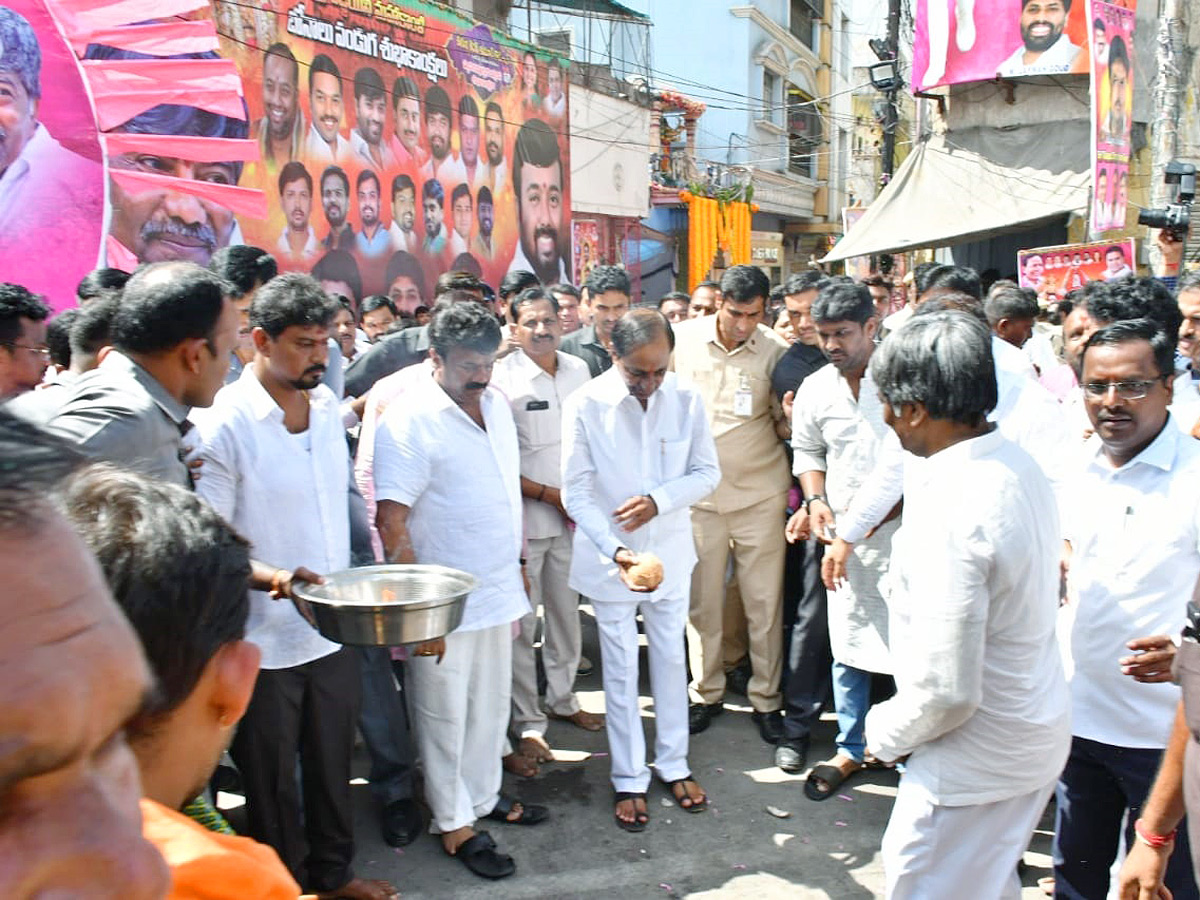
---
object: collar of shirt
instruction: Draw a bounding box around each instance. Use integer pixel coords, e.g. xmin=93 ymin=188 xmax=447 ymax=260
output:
xmin=237 ymin=363 xmax=336 ymax=423
xmin=103 ymin=350 xmax=190 ymax=427
xmin=1084 ymin=414 xmax=1179 ymax=476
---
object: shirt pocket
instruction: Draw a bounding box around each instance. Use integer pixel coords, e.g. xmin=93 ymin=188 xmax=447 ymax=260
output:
xmin=660 ymin=438 xmax=691 ymax=482
xmin=522 ymin=404 xmax=561 ymax=450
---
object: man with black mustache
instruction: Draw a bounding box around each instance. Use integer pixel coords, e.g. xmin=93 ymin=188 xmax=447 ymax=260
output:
xmin=351 ymin=67 xmax=394 ymax=172
xmin=998 ymin=0 xmax=1082 ymax=76
xmin=257 ymin=42 xmax=305 ymax=165
xmin=305 ymin=53 xmax=350 ymax=165
xmin=191 ymin=273 xmax=395 ymax=900
xmin=1054 ymin=317 xmax=1200 ymax=899
xmin=506 ymin=118 xmax=566 ymax=284
xmin=480 ymin=101 xmax=508 ymax=195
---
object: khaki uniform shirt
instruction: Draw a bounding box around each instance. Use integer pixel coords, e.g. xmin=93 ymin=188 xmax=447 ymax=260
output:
xmin=671 ymin=315 xmax=790 ymax=514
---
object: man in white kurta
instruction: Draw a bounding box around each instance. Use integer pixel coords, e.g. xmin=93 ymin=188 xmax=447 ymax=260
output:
xmin=788 ymin=283 xmax=895 ymax=798
xmin=562 ymin=309 xmax=720 ymax=830
xmin=492 ymin=289 xmax=598 ymax=757
xmin=864 ymin=310 xmax=1070 ymax=899
xmin=374 ymin=303 xmax=536 ymax=880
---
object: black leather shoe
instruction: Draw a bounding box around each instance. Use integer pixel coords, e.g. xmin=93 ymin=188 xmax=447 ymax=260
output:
xmin=688 ymin=702 xmax=724 ymax=734
xmin=752 ymin=710 xmax=785 ymax=745
xmin=725 ymin=665 xmax=751 ymax=697
xmin=774 ymin=738 xmax=809 ymax=773
xmin=381 ymin=798 xmax=423 ymax=847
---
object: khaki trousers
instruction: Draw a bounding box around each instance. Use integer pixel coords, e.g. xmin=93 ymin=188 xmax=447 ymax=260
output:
xmin=687 ymin=494 xmax=787 ymax=712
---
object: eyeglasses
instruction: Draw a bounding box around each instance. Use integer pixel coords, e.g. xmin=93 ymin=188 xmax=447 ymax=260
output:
xmin=0 ymin=342 xmax=50 ymax=360
xmin=1081 ymin=377 xmax=1167 ymax=401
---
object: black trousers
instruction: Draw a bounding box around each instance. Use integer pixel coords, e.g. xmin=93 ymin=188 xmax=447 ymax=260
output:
xmin=781 ymin=536 xmax=832 ymax=743
xmin=231 ymin=646 xmax=361 ymax=893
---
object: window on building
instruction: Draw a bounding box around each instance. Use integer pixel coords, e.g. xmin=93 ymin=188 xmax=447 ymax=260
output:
xmin=762 ymin=70 xmax=779 ymax=124
xmin=787 ymin=83 xmax=823 ymax=179
xmin=537 ymin=29 xmax=571 ymax=58
xmin=839 ymin=14 xmax=851 ymax=73
xmin=790 ymin=0 xmax=821 ymax=50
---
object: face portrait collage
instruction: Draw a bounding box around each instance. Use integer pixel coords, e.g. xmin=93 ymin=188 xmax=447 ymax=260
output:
xmin=100 ymin=0 xmax=572 ymax=315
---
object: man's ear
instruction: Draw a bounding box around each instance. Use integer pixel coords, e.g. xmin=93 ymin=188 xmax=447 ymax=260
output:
xmin=251 ymin=327 xmax=271 ymax=355
xmin=207 ymin=640 xmax=261 ymax=729
xmin=179 ymin=337 xmax=207 ymax=374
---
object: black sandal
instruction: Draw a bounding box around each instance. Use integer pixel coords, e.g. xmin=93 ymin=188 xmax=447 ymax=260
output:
xmin=663 ymin=775 xmax=708 ymax=813
xmin=804 ymin=758 xmax=864 ymax=801
xmin=448 ymin=830 xmax=516 ymax=879
xmin=614 ymin=791 xmax=649 ymax=832
xmin=484 ymin=794 xmax=549 ymax=826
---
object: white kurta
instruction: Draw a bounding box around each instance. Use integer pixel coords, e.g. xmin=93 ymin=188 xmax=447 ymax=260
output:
xmin=791 ymin=361 xmax=895 ymax=672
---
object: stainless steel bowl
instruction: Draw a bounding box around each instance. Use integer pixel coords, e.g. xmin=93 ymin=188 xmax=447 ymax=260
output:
xmin=292 ymin=565 xmax=479 ymax=646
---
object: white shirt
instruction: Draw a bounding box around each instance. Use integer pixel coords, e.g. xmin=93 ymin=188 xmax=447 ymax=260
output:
xmin=562 ymin=369 xmax=721 ymax=603
xmin=374 ymin=370 xmax=528 ymax=632
xmin=1060 ymin=418 xmax=1200 ymax=749
xmin=481 ymin=157 xmax=508 ymax=195
xmin=492 ymin=349 xmax=591 ymax=540
xmin=191 ymin=369 xmax=349 ymax=670
xmin=305 ymin=124 xmax=351 ymax=166
xmin=349 ymin=128 xmax=396 ymax=171
xmin=388 ymin=220 xmax=415 ymax=253
xmin=838 ymin=346 xmax=1072 ymax=542
xmin=420 ymin=152 xmax=467 ymax=188
xmin=866 ymin=429 xmax=1071 ymax=806
xmin=997 ymin=33 xmax=1082 ymax=77
xmin=881 ymin=305 xmax=913 ymax=334
xmin=507 ymin=238 xmax=568 ymax=282
xmin=275 ymin=226 xmax=319 ymax=262
xmin=447 ymin=227 xmax=469 ymax=258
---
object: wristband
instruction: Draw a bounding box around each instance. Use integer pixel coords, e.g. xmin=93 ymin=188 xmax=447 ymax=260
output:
xmin=805 ymin=494 xmax=829 ymax=513
xmin=1134 ymin=818 xmax=1177 ymax=849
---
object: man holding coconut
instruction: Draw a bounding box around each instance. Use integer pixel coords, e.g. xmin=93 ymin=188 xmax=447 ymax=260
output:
xmin=562 ymin=308 xmax=721 ymax=832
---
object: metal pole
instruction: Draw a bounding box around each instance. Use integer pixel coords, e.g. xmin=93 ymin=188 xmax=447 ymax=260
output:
xmin=1149 ymin=0 xmax=1185 ymax=272
xmin=880 ymin=0 xmax=901 ymax=184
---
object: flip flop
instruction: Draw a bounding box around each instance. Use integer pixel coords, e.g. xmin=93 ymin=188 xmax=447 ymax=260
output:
xmin=614 ymin=791 xmax=649 ymax=832
xmin=804 ymin=758 xmax=863 ymax=802
xmin=448 ymin=830 xmax=515 ymax=880
xmin=663 ymin=776 xmax=708 ymax=813
xmin=484 ymin=795 xmax=550 ymax=826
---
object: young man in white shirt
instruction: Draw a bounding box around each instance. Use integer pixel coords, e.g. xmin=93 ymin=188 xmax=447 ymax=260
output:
xmin=1055 ymin=318 xmax=1200 ymax=900
xmin=562 ymin=308 xmax=721 ymax=832
xmin=864 ymin=310 xmax=1070 ymax=898
xmin=492 ymin=287 xmax=600 ymax=766
xmin=786 ymin=282 xmax=895 ymax=797
xmin=374 ymin=303 xmax=546 ymax=881
xmin=191 ymin=273 xmax=395 ymax=900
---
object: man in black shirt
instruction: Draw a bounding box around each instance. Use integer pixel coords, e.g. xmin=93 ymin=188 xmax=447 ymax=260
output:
xmin=561 ymin=266 xmax=630 ymax=377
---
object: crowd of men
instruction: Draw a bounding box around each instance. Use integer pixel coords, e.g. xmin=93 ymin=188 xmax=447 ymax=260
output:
xmin=5 ymin=244 xmax=1200 ymax=900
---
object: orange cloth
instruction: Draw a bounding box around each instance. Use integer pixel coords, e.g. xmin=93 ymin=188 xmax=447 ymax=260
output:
xmin=141 ymin=798 xmax=301 ymax=900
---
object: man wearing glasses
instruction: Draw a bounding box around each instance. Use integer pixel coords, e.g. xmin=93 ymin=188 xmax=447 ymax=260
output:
xmin=0 ymin=282 xmax=50 ymax=400
xmin=1054 ymin=317 xmax=1200 ymax=899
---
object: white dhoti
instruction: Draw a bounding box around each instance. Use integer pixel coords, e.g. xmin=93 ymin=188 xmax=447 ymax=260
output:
xmin=882 ymin=776 xmax=1054 ymax=900
xmin=594 ymin=594 xmax=690 ymax=793
xmin=407 ymin=622 xmax=513 ymax=833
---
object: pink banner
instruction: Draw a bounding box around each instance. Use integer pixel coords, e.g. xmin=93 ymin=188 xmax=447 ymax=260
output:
xmin=1088 ymin=0 xmax=1135 ymax=236
xmin=0 ymin=0 xmax=104 ymax=309
xmin=82 ymin=58 xmax=245 ymax=130
xmin=913 ymin=0 xmax=1091 ymax=91
xmin=46 ymin=0 xmax=206 ymax=36
xmin=67 ymin=18 xmax=219 ymax=56
xmin=109 ymin=167 xmax=269 ymax=219
xmin=103 ymin=133 xmax=260 ymax=163
xmin=1018 ymin=237 xmax=1137 ymax=303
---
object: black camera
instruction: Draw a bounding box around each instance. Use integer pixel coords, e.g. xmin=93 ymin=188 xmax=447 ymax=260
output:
xmin=1138 ymin=160 xmax=1195 ymax=241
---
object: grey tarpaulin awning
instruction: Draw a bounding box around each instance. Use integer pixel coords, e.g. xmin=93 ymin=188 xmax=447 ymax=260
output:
xmin=822 ymin=128 xmax=1091 ymax=263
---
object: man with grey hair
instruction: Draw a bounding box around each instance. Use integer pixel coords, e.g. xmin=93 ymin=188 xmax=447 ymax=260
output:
xmin=0 ymin=6 xmax=103 ymax=265
xmin=784 ymin=282 xmax=895 ymax=790
xmin=864 ymin=310 xmax=1070 ymax=897
xmin=563 ymin=308 xmax=721 ymax=832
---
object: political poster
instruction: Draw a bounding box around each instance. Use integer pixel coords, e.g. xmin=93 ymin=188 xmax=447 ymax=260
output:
xmin=572 ymin=218 xmax=599 ymax=286
xmin=0 ymin=0 xmax=104 ymax=310
xmin=41 ymin=0 xmax=570 ymax=315
xmin=1017 ymin=237 xmax=1136 ymax=301
xmin=913 ymin=0 xmax=1090 ymax=92
xmin=1088 ymin=0 xmax=1135 ymax=236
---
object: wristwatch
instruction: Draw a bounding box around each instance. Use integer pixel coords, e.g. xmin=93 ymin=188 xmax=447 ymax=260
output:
xmin=804 ymin=494 xmax=830 ymax=513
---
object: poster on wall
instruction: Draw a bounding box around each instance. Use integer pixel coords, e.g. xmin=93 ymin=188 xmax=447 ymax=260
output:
xmin=1088 ymin=0 xmax=1135 ymax=236
xmin=211 ymin=1 xmax=571 ymax=310
xmin=1017 ymin=237 xmax=1136 ymax=300
xmin=0 ymin=0 xmax=104 ymax=309
xmin=573 ymin=219 xmax=599 ymax=287
xmin=912 ymin=0 xmax=1090 ymax=91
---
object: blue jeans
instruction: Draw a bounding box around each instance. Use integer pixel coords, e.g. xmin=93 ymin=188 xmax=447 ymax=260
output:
xmin=832 ymin=661 xmax=871 ymax=763
xmin=1054 ymin=735 xmax=1199 ymax=900
xmin=356 ymin=646 xmax=416 ymax=807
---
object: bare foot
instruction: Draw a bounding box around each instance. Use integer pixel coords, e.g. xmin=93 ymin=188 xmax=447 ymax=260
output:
xmin=518 ymin=734 xmax=554 ymax=762
xmin=317 ymin=877 xmax=400 ymax=900
xmin=502 ymin=751 xmax=539 ymax=777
